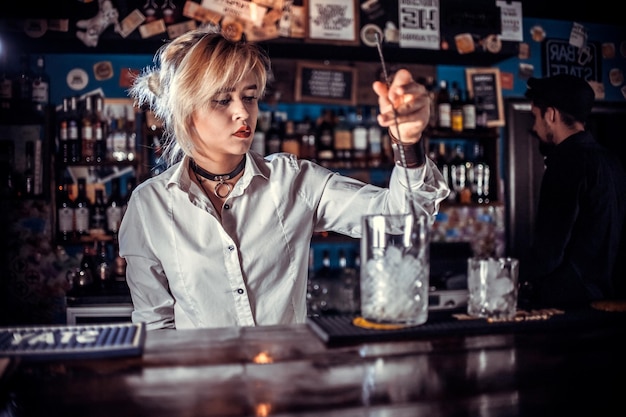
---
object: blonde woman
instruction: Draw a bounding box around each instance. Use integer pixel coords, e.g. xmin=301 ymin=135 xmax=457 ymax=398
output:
xmin=120 ymin=27 xmax=449 ymax=330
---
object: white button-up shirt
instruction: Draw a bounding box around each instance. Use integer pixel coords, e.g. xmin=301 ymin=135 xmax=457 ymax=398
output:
xmin=119 ymin=151 xmax=449 ymax=330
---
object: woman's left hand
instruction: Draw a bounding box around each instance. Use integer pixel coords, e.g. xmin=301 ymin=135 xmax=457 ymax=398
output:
xmin=372 ymin=68 xmax=430 ymax=145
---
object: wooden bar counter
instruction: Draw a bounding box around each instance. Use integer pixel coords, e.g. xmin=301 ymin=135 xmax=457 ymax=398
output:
xmin=1 ymin=307 xmax=625 ymax=416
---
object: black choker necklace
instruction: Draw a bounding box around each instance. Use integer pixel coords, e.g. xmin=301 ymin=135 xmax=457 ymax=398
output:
xmin=191 ymin=155 xmax=246 ymax=199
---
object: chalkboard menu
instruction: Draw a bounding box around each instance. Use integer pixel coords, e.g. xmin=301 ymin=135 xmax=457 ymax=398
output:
xmin=465 ymin=68 xmax=504 ymax=127
xmin=295 ymin=62 xmax=357 ymax=105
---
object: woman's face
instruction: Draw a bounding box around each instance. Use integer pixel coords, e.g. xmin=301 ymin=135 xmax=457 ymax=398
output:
xmin=191 ymin=73 xmax=259 ymax=160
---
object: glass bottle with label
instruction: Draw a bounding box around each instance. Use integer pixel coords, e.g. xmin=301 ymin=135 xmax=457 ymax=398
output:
xmin=316 ymin=109 xmax=336 ymax=166
xmin=74 ymin=178 xmax=91 ymax=236
xmin=68 ymin=96 xmax=82 ymax=164
xmin=22 ymin=140 xmax=35 ymax=197
xmin=81 ymin=95 xmax=95 ymax=163
xmin=462 ymin=89 xmax=477 ymax=131
xmin=56 ymin=178 xmax=75 ymax=242
xmin=58 ymin=98 xmax=70 ymax=164
xmin=436 ymin=80 xmax=451 ymax=130
xmin=93 ymin=95 xmax=108 ymax=163
xmin=30 ymin=55 xmax=49 ymax=115
xmin=90 ymin=188 xmax=107 ymax=235
xmin=15 ymin=54 xmax=32 ymax=113
xmin=450 ymin=81 xmax=464 ymax=133
xmin=106 ymin=177 xmax=124 ymax=235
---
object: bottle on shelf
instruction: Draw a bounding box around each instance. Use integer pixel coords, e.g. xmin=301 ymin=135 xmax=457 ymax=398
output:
xmin=111 ymin=117 xmax=129 ymax=161
xmin=281 ymin=119 xmax=301 ymax=157
xmin=90 ymin=188 xmax=107 ymax=236
xmin=75 ymin=243 xmax=95 ymax=289
xmin=265 ymin=111 xmax=283 ymax=155
xmin=366 ymin=106 xmax=383 ymax=167
xmin=352 ymin=107 xmax=369 ymax=168
xmin=435 ymin=141 xmax=451 ymax=201
xmin=21 ymin=140 xmax=35 ymax=197
xmin=30 ymin=55 xmax=49 ymax=115
xmin=436 ymin=80 xmax=451 ymax=131
xmin=450 ymin=81 xmax=463 ymax=133
xmin=112 ymin=232 xmax=127 ymax=281
xmin=94 ymin=240 xmax=111 ymax=288
xmin=74 ymin=177 xmax=91 ymax=236
xmin=57 ymin=97 xmax=70 ymax=164
xmin=471 ymin=143 xmax=490 ymax=204
xmin=0 ymin=141 xmax=16 ymax=198
xmin=125 ymin=108 xmax=137 ymax=161
xmin=56 ymin=177 xmax=75 ymax=242
xmin=333 ymin=109 xmax=353 ymax=168
xmin=122 ymin=176 xmax=136 ymax=218
xmin=297 ymin=115 xmax=316 ymax=161
xmin=93 ymin=95 xmax=108 ymax=163
xmin=315 ymin=109 xmax=336 ymax=166
xmin=68 ymin=96 xmax=82 ymax=164
xmin=336 ymin=249 xmax=359 ymax=314
xmin=81 ymin=95 xmax=95 ymax=163
xmin=462 ymin=89 xmax=477 ymax=131
xmin=15 ymin=54 xmax=32 ymax=114
xmin=106 ymin=177 xmax=124 ymax=235
xmin=448 ymin=144 xmax=467 ymax=203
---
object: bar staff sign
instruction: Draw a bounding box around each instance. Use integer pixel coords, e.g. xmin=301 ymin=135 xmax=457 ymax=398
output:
xmin=543 ymin=38 xmax=599 ymax=81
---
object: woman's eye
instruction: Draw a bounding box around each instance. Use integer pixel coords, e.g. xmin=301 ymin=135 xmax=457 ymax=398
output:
xmin=243 ymin=96 xmax=258 ymax=103
xmin=213 ymin=98 xmax=231 ymax=106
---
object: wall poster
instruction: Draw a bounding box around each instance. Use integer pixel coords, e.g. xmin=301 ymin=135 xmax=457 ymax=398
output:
xmin=465 ymin=68 xmax=504 ymax=127
xmin=307 ymin=0 xmax=359 ymax=45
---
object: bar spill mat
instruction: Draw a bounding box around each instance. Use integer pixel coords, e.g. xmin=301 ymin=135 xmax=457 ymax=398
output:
xmin=0 ymin=322 xmax=146 ymax=361
xmin=307 ymin=309 xmax=626 ymax=347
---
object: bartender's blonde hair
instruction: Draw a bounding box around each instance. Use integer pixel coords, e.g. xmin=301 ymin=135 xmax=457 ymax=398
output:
xmin=129 ymin=26 xmax=271 ymax=167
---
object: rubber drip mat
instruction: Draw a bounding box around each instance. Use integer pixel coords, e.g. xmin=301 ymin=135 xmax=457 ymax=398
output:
xmin=0 ymin=322 xmax=146 ymax=361
xmin=307 ymin=309 xmax=626 ymax=346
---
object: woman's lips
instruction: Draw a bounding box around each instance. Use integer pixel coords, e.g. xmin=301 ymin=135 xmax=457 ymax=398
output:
xmin=234 ymin=126 xmax=252 ymax=138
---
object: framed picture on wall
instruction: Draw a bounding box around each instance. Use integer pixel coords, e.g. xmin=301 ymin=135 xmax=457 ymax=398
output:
xmin=465 ymin=68 xmax=505 ymax=127
xmin=306 ymin=0 xmax=359 ymax=45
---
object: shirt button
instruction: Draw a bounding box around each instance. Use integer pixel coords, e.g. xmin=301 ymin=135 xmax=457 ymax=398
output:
xmin=237 ymin=288 xmax=244 ymax=294
xmin=224 ymin=204 xmax=230 ymax=210
xmin=228 ymin=245 xmax=235 ymax=252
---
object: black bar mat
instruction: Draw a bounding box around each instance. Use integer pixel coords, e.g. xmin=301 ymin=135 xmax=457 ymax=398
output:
xmin=307 ymin=309 xmax=626 ymax=347
xmin=0 ymin=322 xmax=146 ymax=361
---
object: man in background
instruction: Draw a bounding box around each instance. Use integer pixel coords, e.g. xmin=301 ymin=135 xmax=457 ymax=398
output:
xmin=522 ymin=74 xmax=626 ymax=309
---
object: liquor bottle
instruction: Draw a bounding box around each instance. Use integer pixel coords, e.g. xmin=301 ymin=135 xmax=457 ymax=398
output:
xmin=281 ymin=119 xmax=301 ymax=157
xmin=94 ymin=240 xmax=111 ymax=288
xmin=75 ymin=244 xmax=95 ymax=289
xmin=435 ymin=142 xmax=451 ymax=201
xmin=112 ymin=232 xmax=127 ymax=281
xmin=297 ymin=115 xmax=316 ymax=161
xmin=112 ymin=117 xmax=128 ymax=161
xmin=106 ymin=177 xmax=124 ymax=235
xmin=68 ymin=96 xmax=82 ymax=164
xmin=352 ymin=107 xmax=369 ymax=168
xmin=436 ymin=80 xmax=451 ymax=130
xmin=450 ymin=81 xmax=463 ymax=133
xmin=367 ymin=107 xmax=383 ymax=167
xmin=81 ymin=95 xmax=95 ymax=163
xmin=58 ymin=98 xmax=70 ymax=164
xmin=125 ymin=108 xmax=137 ymax=161
xmin=56 ymin=179 xmax=75 ymax=242
xmin=0 ymin=141 xmax=16 ymax=198
xmin=122 ymin=176 xmax=136 ymax=219
xmin=333 ymin=109 xmax=352 ymax=168
xmin=30 ymin=55 xmax=50 ymax=115
xmin=22 ymin=140 xmax=35 ymax=197
xmin=93 ymin=95 xmax=108 ymax=162
xmin=471 ymin=143 xmax=490 ymax=204
xmin=90 ymin=188 xmax=107 ymax=235
xmin=15 ymin=54 xmax=32 ymax=114
xmin=74 ymin=178 xmax=91 ymax=236
xmin=336 ymin=249 xmax=359 ymax=314
xmin=316 ymin=109 xmax=336 ymax=166
xmin=462 ymin=89 xmax=477 ymax=131
xmin=265 ymin=112 xmax=283 ymax=155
